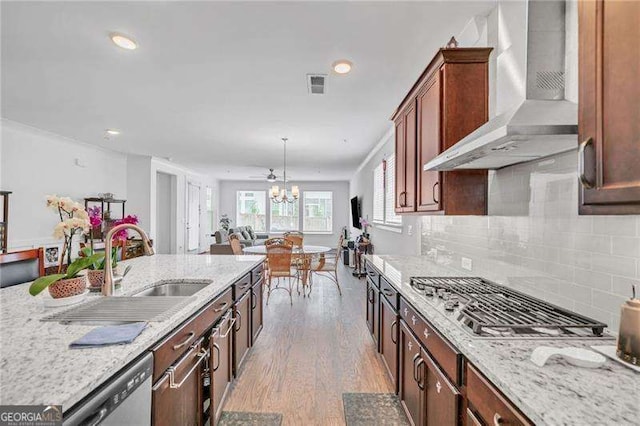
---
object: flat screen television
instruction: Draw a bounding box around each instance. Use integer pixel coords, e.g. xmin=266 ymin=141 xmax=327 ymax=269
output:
xmin=351 ymin=196 xmax=361 ymax=229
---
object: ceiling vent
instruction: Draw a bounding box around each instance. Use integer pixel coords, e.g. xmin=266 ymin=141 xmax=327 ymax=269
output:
xmin=307 ymin=74 xmax=327 ymax=95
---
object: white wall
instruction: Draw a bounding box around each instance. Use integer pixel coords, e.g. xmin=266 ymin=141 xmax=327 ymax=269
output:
xmin=218 ymin=180 xmax=349 ymax=247
xmin=0 ymin=119 xmax=127 ymax=252
xmin=349 ymin=128 xmax=421 ymax=256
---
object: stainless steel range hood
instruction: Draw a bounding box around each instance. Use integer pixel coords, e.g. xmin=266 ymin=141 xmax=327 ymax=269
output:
xmin=424 ymin=0 xmax=577 ymax=171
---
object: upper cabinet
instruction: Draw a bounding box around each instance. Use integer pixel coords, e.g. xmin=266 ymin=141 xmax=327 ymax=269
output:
xmin=578 ymin=0 xmax=640 ymax=214
xmin=391 ymin=48 xmax=492 ymax=215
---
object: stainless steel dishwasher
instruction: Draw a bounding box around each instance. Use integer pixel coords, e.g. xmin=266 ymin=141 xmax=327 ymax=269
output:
xmin=64 ymin=352 xmax=153 ymax=426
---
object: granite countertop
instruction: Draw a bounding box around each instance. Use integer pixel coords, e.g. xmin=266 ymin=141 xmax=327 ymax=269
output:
xmin=365 ymin=254 xmax=639 ymax=426
xmin=0 ymin=254 xmax=264 ymax=411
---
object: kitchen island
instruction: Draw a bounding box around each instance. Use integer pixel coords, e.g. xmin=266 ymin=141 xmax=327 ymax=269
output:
xmin=365 ymin=254 xmax=639 ymax=426
xmin=0 ymin=254 xmax=265 ymax=416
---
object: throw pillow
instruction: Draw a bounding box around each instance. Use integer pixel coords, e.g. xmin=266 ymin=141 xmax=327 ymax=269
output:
xmin=241 ymin=230 xmax=251 ymax=240
xmin=246 ymin=227 xmax=257 ymax=240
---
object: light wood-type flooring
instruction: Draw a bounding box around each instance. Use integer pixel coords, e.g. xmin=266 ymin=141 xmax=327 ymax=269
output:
xmin=223 ymin=264 xmax=393 ymax=425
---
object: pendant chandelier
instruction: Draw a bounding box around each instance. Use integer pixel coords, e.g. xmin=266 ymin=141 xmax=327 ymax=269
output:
xmin=270 ymin=138 xmax=299 ymax=204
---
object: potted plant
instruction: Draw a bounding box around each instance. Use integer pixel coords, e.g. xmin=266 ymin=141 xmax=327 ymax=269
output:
xmin=219 ymin=214 xmax=232 ymax=232
xmin=29 ymin=253 xmax=104 ymax=298
xmin=46 ymin=195 xmax=90 ymax=271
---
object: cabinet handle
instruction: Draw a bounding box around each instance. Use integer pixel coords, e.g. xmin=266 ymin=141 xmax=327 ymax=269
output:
xmin=412 ymin=353 xmax=421 ymax=383
xmin=367 ymin=288 xmax=375 ymax=303
xmin=212 ymin=343 xmax=221 ymax=371
xmin=235 ymin=311 xmax=242 ymax=332
xmin=416 ymin=358 xmax=426 ymax=390
xmin=172 ymin=331 xmax=195 ymax=350
xmin=251 ymin=290 xmax=257 ymax=310
xmin=436 ymin=380 xmax=442 ymax=393
xmin=383 ymin=289 xmax=394 ymax=297
xmin=152 ymin=372 xmax=170 ymax=391
xmin=214 ymin=301 xmax=229 ymax=313
xmin=220 ymin=316 xmax=237 ymax=339
xmin=391 ymin=320 xmax=397 ymax=344
xmin=493 ymin=413 xmax=504 ymax=426
xmin=578 ymin=138 xmax=595 ymax=189
xmin=432 ymin=181 xmax=439 ymax=204
xmin=169 ymin=347 xmax=209 ymax=389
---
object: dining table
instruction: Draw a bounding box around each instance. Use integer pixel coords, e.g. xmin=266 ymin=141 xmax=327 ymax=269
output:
xmin=242 ymin=244 xmax=332 ymax=291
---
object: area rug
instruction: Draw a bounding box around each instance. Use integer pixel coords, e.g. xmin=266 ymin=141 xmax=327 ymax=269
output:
xmin=342 ymin=393 xmax=409 ymax=426
xmin=218 ymin=411 xmax=283 ymax=426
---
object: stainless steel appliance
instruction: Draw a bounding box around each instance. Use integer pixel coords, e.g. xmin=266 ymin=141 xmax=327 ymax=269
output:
xmin=64 ymin=352 xmax=153 ymax=425
xmin=410 ymin=277 xmax=610 ymax=339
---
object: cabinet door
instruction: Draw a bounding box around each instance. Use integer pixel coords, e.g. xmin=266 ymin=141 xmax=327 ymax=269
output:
xmin=365 ymin=279 xmax=379 ymax=348
xmin=417 ymin=75 xmax=442 ymax=212
xmin=579 ymin=0 xmax=640 ymax=214
xmin=424 ymin=351 xmax=460 ymax=425
xmin=233 ymin=291 xmax=251 ymax=376
xmin=395 ymin=116 xmax=407 ymax=212
xmin=366 ymin=280 xmax=374 ymax=336
xmin=152 ymin=340 xmax=206 ymax=426
xmin=210 ymin=311 xmax=234 ymax=423
xmin=404 ymin=103 xmax=417 ymax=211
xmin=380 ymin=295 xmax=399 ymax=392
xmin=251 ymin=280 xmax=263 ymax=344
xmin=399 ymin=321 xmax=425 ymax=426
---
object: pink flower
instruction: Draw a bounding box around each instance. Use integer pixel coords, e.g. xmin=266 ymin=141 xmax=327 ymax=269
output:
xmin=112 ymin=215 xmax=139 ymax=241
xmin=88 ymin=206 xmax=103 ymax=229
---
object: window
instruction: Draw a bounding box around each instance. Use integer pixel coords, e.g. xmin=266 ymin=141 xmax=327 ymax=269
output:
xmin=236 ymin=191 xmax=266 ymax=232
xmin=373 ymin=155 xmax=401 ymax=226
xmin=303 ymin=191 xmax=333 ymax=233
xmin=270 ymin=200 xmax=299 ymax=232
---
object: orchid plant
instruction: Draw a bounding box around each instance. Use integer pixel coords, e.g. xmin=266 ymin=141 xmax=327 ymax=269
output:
xmin=359 ymin=217 xmax=370 ymax=234
xmin=46 ymin=195 xmax=91 ymax=268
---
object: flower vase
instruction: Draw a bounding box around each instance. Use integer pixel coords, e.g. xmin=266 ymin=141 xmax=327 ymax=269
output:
xmin=48 ymin=276 xmax=87 ymax=299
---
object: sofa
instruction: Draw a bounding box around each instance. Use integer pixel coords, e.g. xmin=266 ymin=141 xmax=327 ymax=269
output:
xmin=210 ymin=225 xmax=268 ymax=254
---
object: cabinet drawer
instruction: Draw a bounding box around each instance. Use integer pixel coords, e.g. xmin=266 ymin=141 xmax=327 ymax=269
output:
xmin=152 ymin=288 xmax=232 ymax=380
xmin=365 ymin=262 xmax=380 ymax=286
xmin=233 ymin=272 xmax=252 ymax=299
xmin=466 ymin=363 xmax=532 ymax=426
xmin=251 ymin=263 xmax=264 ymax=284
xmin=380 ymin=277 xmax=399 ymax=310
xmin=400 ymin=298 xmax=461 ymax=385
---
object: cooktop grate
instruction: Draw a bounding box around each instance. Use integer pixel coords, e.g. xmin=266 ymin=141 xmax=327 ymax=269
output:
xmin=410 ymin=277 xmax=607 ymax=337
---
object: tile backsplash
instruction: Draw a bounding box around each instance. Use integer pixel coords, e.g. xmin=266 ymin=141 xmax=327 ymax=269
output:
xmin=421 ymin=150 xmax=635 ymax=333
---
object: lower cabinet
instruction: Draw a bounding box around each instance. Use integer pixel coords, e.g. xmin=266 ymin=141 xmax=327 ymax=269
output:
xmin=251 ymin=278 xmax=264 ymax=344
xmin=380 ymin=295 xmax=399 ymax=391
xmin=233 ymin=290 xmax=252 ymax=376
xmin=424 ymin=351 xmax=459 ymax=425
xmin=209 ymin=310 xmax=234 ymax=424
xmin=399 ymin=320 xmax=425 ymax=426
xmin=366 ymin=278 xmax=380 ymax=347
xmin=152 ymin=338 xmax=207 ymax=426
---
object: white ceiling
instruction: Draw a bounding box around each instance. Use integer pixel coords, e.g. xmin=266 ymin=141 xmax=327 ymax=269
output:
xmin=1 ymin=1 xmax=496 ymax=181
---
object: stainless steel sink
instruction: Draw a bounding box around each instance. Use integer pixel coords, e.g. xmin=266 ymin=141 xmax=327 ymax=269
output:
xmin=132 ymin=280 xmax=211 ymax=297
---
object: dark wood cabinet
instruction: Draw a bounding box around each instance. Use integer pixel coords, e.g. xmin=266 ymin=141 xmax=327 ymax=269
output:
xmin=379 ymin=295 xmax=399 ymax=392
xmin=578 ymin=0 xmax=640 ymax=214
xmin=210 ymin=310 xmax=234 ymax=424
xmin=399 ymin=320 xmax=425 ymax=426
xmin=392 ymin=48 xmax=491 ymax=215
xmin=152 ymin=338 xmax=206 ymax=426
xmin=251 ymin=279 xmax=264 ymax=344
xmin=425 ymin=351 xmax=460 ymax=426
xmin=395 ymin=102 xmax=418 ymax=212
xmin=366 ymin=277 xmax=380 ymax=348
xmin=233 ymin=290 xmax=252 ymax=376
xmin=466 ymin=363 xmax=532 ymax=426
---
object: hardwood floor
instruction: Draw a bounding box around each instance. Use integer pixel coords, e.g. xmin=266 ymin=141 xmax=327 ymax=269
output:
xmin=223 ymin=264 xmax=394 ymax=425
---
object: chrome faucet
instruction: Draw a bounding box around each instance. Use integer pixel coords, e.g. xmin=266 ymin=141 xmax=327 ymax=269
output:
xmin=102 ymin=223 xmax=154 ymax=296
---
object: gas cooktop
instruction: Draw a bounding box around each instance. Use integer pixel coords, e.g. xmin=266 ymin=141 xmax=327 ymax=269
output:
xmin=410 ymin=276 xmax=610 ymax=339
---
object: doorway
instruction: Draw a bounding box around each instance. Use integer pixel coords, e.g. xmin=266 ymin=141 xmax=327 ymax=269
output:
xmin=186 ymin=181 xmax=201 ymax=252
xmin=156 ymin=172 xmax=177 ymax=254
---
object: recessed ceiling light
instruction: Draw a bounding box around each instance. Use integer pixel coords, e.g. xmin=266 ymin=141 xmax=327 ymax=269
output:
xmin=106 ymin=129 xmax=120 ymax=136
xmin=110 ymin=33 xmax=137 ymax=50
xmin=332 ymin=60 xmax=353 ymax=74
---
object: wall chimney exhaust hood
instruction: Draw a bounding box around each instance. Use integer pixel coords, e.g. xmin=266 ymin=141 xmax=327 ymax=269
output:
xmin=424 ymin=0 xmax=577 ymax=171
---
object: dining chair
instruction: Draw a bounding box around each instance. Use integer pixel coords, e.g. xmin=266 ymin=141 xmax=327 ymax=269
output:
xmin=0 ymin=248 xmax=45 ymax=288
xmin=307 ymin=235 xmax=343 ymax=296
xmin=228 ymin=233 xmax=244 ymax=256
xmin=283 ymin=231 xmax=304 ymax=248
xmin=264 ymin=238 xmax=296 ymax=305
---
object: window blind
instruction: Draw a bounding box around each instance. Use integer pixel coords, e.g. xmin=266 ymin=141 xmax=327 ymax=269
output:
xmin=373 ymin=163 xmax=384 ymax=223
xmin=385 ymin=155 xmax=401 ymax=224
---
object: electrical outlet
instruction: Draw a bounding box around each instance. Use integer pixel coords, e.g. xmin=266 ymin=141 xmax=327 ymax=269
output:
xmin=461 ymin=257 xmax=473 ymax=271
xmin=407 ymin=225 xmax=413 ymax=236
